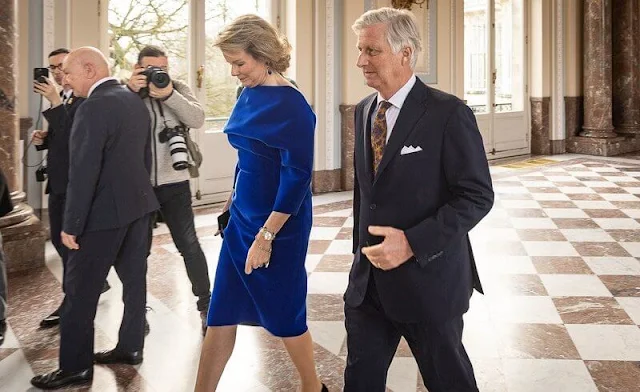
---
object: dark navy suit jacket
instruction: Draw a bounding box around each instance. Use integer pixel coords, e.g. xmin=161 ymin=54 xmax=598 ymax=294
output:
xmin=63 ymin=80 xmax=159 ymax=236
xmin=41 ymin=92 xmax=85 ymax=195
xmin=346 ymin=78 xmax=494 ymax=324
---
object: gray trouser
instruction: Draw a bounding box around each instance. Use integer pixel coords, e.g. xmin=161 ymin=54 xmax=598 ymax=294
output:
xmin=0 ymin=233 xmax=7 ymax=320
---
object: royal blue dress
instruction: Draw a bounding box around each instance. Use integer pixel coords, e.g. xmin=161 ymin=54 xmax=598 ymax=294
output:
xmin=207 ymin=85 xmax=315 ymax=337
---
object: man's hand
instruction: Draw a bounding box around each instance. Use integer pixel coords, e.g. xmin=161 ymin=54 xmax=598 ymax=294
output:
xmin=149 ymin=80 xmax=173 ymax=100
xmin=33 ymin=77 xmax=62 ymax=106
xmin=61 ymin=231 xmax=79 ymax=250
xmin=31 ymin=129 xmax=48 ymax=146
xmin=361 ymin=226 xmax=414 ymax=271
xmin=127 ymin=68 xmax=148 ymax=93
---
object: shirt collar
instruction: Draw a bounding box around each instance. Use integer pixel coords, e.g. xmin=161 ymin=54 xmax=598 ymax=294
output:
xmin=376 ymin=74 xmax=417 ymax=110
xmin=88 ymin=77 xmax=118 ymax=97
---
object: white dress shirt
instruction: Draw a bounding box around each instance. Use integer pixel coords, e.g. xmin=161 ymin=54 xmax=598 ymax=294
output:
xmin=88 ymin=77 xmax=119 ymax=97
xmin=370 ymin=74 xmax=417 ymax=143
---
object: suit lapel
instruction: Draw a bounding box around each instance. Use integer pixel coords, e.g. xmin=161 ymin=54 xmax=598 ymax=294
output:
xmin=357 ymin=94 xmax=377 ymax=185
xmin=373 ymin=80 xmax=430 ymax=184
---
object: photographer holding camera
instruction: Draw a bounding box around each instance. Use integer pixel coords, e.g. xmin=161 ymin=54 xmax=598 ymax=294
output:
xmin=32 ymin=48 xmax=111 ymax=329
xmin=127 ymin=46 xmax=211 ymax=331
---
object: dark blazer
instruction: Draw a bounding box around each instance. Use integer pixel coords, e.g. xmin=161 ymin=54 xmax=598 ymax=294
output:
xmin=63 ymin=79 xmax=159 ymax=236
xmin=41 ymin=92 xmax=85 ymax=195
xmin=0 ymin=169 xmax=13 ymax=218
xmin=345 ymin=78 xmax=494 ymax=324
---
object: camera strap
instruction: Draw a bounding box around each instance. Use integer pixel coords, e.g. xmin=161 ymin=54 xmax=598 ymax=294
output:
xmin=154 ymin=99 xmax=170 ymax=129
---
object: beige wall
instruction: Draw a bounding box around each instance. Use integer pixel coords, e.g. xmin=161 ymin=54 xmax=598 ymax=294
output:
xmin=286 ymin=0 xmax=314 ymax=104
xmin=69 ymin=0 xmax=101 ymax=49
xmin=342 ymin=0 xmax=374 ymax=105
xmin=564 ymin=0 xmax=582 ymax=96
xmin=530 ymin=0 xmax=552 ymax=97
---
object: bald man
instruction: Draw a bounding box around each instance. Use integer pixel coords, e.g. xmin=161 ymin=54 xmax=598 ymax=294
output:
xmin=31 ymin=47 xmax=159 ymax=390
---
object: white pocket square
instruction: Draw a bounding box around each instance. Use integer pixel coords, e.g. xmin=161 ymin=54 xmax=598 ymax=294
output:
xmin=400 ymin=145 xmax=423 ymax=155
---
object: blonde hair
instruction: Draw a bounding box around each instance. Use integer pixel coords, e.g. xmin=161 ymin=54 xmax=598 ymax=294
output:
xmin=215 ymin=14 xmax=292 ymax=73
xmin=352 ymin=7 xmax=422 ymax=69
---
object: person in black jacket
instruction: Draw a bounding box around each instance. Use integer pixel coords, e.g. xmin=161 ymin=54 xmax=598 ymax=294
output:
xmin=344 ymin=8 xmax=494 ymax=392
xmin=31 ymin=47 xmax=159 ymax=390
xmin=33 ymin=48 xmax=111 ymax=329
xmin=0 ymin=168 xmax=13 ymax=347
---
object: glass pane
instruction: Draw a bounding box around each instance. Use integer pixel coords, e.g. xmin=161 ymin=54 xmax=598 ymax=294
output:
xmin=204 ymin=0 xmax=269 ymax=132
xmin=494 ymin=0 xmax=524 ymax=113
xmin=108 ymin=0 xmax=190 ymax=82
xmin=464 ymin=0 xmax=488 ymax=114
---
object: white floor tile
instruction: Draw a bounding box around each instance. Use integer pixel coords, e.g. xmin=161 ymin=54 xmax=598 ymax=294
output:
xmin=559 ymin=187 xmax=597 ymax=194
xmin=324 ymin=240 xmax=353 ymax=255
xmin=0 ymin=351 xmax=35 ymax=392
xmin=544 ymin=209 xmax=589 ymax=219
xmin=530 ymin=193 xmax=571 ymax=201
xmin=593 ymin=218 xmax=640 ymax=229
xmin=572 ymin=201 xmax=617 ymax=210
xmin=522 ymin=242 xmax=578 ymax=256
xmin=621 ymin=209 xmax=640 ymax=218
xmin=510 ymin=218 xmax=557 ymax=230
xmin=503 ymin=359 xmax=598 ymax=392
xmin=583 ymin=257 xmax=640 ymax=275
xmin=386 ymin=357 xmax=418 ymax=392
xmin=566 ymin=324 xmax=640 ymax=360
xmin=499 ymin=200 xmax=541 ymax=209
xmin=307 ymin=321 xmax=347 ymax=356
xmin=616 ymin=297 xmax=640 ymax=325
xmin=560 ymin=229 xmax=615 ymax=242
xmin=540 ymin=274 xmax=612 ymax=297
xmin=600 ymin=193 xmax=640 ymax=201
xmin=488 ymin=296 xmax=563 ymax=324
xmin=309 ymin=227 xmax=342 ymax=240
xmin=619 ymin=242 xmax=640 ymax=257
xmin=307 ymin=272 xmax=349 ymax=294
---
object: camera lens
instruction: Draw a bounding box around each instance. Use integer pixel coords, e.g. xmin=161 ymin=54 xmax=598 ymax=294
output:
xmin=151 ymin=72 xmax=170 ymax=88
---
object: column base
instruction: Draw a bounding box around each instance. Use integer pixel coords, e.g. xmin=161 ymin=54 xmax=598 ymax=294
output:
xmin=580 ymin=127 xmax=618 ymax=138
xmin=615 ymin=125 xmax=640 ymax=135
xmin=566 ymin=135 xmax=640 ymax=156
xmin=0 ymin=192 xmax=45 ymax=273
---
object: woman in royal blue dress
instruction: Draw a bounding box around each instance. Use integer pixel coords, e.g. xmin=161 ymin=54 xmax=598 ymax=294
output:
xmin=195 ymin=15 xmax=328 ymax=392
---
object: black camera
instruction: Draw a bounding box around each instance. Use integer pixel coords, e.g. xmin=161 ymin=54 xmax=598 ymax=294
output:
xmin=158 ymin=125 xmax=189 ymax=171
xmin=139 ymin=66 xmax=171 ymax=98
xmin=35 ymin=166 xmax=47 ymax=182
xmin=33 ymin=67 xmax=49 ymax=83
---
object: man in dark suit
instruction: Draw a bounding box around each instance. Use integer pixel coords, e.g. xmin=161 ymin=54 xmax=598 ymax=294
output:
xmin=31 ymin=47 xmax=159 ymax=390
xmin=33 ymin=48 xmax=110 ymax=329
xmin=344 ymin=8 xmax=494 ymax=392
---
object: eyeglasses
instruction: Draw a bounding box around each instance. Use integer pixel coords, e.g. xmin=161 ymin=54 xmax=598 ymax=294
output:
xmin=48 ymin=63 xmax=63 ymax=71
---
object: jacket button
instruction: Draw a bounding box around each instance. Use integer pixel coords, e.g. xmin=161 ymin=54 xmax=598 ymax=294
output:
xmin=370 ymin=204 xmax=377 ymax=210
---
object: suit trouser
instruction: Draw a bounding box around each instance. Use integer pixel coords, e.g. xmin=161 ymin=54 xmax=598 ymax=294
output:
xmin=0 ymin=233 xmax=7 ymax=321
xmin=48 ymin=192 xmax=68 ymax=289
xmin=59 ymin=214 xmax=150 ymax=372
xmin=344 ymin=278 xmax=479 ymax=392
xmin=148 ymin=181 xmax=210 ymax=311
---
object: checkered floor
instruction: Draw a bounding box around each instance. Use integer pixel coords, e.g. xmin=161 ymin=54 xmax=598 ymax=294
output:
xmin=2 ymin=154 xmax=640 ymax=391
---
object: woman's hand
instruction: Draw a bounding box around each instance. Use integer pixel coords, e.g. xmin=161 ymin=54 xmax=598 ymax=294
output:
xmin=244 ymin=238 xmax=272 ymax=274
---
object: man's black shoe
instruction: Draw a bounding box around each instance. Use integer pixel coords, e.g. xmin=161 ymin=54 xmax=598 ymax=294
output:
xmin=101 ymin=281 xmax=111 ymax=294
xmin=0 ymin=319 xmax=6 ymax=346
xmin=30 ymin=368 xmax=93 ymax=389
xmin=94 ymin=349 xmax=143 ymax=365
xmin=40 ymin=308 xmax=61 ymax=328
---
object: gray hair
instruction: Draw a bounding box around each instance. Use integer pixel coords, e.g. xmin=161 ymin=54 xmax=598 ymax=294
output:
xmin=352 ymin=7 xmax=422 ymax=69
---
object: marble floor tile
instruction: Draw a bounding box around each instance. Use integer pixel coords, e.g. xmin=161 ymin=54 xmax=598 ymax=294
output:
xmin=487 ymin=296 xmax=563 ymax=324
xmin=531 ymin=256 xmax=594 ymax=274
xmin=582 ymin=257 xmax=640 ymax=275
xmin=566 ymin=324 xmax=640 ymax=360
xmin=560 ymin=228 xmax=616 ymax=242
xmin=497 ymin=324 xmax=581 ymax=359
xmin=540 ymin=274 xmax=613 ymax=297
xmin=585 ymin=360 xmax=640 ymax=392
xmin=503 ymin=359 xmax=598 ymax=392
xmin=543 ymin=208 xmax=589 ymax=218
xmin=553 ymin=297 xmax=635 ymax=325
xmin=599 ymin=275 xmax=640 ymax=297
xmin=615 ymin=297 xmax=640 ymax=325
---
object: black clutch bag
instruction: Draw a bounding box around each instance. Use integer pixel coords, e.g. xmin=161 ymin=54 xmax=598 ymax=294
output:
xmin=217 ymin=210 xmax=230 ymax=238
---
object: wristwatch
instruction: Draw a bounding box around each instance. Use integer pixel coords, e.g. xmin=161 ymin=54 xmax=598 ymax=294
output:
xmin=258 ymin=226 xmax=276 ymax=241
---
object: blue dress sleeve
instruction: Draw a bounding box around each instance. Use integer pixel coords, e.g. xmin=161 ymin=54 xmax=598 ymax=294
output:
xmin=272 ymin=110 xmax=315 ymax=215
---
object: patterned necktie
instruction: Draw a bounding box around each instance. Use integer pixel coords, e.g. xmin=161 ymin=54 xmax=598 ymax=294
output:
xmin=371 ymin=101 xmax=393 ymax=174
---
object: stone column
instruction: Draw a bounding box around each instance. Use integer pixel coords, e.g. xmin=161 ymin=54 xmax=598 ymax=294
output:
xmin=612 ymin=0 xmax=640 ymax=134
xmin=0 ymin=0 xmax=45 ymax=272
xmin=580 ymin=0 xmax=617 ymax=138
